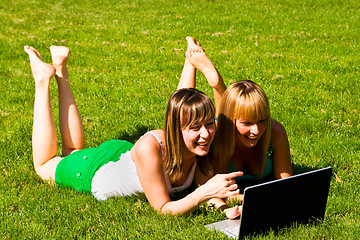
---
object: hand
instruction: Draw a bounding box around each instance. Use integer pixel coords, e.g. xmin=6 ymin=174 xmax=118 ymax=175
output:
xmin=224 ymin=205 xmax=242 ymax=219
xmin=198 ymin=171 xmax=243 ymax=201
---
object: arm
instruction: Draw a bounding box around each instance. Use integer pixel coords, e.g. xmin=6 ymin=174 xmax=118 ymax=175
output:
xmin=160 ymin=173 xmax=241 ymax=216
xmin=132 ymin=135 xmax=242 ymax=215
xmin=271 ymin=119 xmax=293 ymax=179
xmin=131 ymin=134 xmax=172 ymax=211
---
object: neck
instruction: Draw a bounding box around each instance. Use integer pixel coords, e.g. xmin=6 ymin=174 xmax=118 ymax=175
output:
xmin=235 ymin=141 xmax=258 ymax=152
xmin=182 ymin=148 xmax=197 ymax=165
xmin=233 ymin=141 xmax=261 ymax=161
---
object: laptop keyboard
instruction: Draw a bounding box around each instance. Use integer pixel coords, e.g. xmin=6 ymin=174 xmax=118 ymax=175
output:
xmin=221 ymin=226 xmax=239 ymax=238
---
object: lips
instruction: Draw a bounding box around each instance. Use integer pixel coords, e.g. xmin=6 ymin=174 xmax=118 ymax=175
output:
xmin=197 ymin=141 xmax=208 ymax=146
xmin=246 ymin=135 xmax=258 ymax=140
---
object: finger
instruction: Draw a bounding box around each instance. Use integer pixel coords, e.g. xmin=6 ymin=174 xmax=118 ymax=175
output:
xmin=234 ymin=205 xmax=241 ymax=215
xmin=218 ymin=188 xmax=239 ymax=200
xmin=226 ymin=171 xmax=243 ymax=180
xmin=229 ymin=179 xmax=236 ymax=185
xmin=226 ymin=183 xmax=238 ymax=191
xmin=224 ymin=179 xmax=236 ymax=187
xmin=223 ymin=189 xmax=240 ymax=198
xmin=226 ymin=188 xmax=240 ymax=197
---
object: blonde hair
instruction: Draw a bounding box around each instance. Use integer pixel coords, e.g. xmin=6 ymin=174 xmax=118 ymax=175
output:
xmin=164 ymin=88 xmax=215 ymax=182
xmin=214 ymin=80 xmax=271 ymax=176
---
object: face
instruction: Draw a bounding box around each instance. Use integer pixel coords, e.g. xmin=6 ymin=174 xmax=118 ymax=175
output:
xmin=181 ymin=119 xmax=216 ymax=157
xmin=235 ymin=117 xmax=267 ymax=148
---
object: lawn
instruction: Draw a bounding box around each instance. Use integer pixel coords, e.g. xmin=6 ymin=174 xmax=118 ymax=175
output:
xmin=1 ymin=0 xmax=359 ymax=239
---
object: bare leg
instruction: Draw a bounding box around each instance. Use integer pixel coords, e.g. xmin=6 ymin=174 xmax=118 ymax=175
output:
xmin=185 ymin=37 xmax=226 ymax=112
xmin=177 ymin=37 xmax=204 ymax=89
xmin=178 ymin=58 xmax=196 ymax=89
xmin=50 ymin=46 xmax=85 ymax=157
xmin=25 ymin=46 xmax=62 ymax=182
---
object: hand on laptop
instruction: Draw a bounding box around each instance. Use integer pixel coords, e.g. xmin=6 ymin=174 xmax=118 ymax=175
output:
xmin=224 ymin=205 xmax=243 ymax=219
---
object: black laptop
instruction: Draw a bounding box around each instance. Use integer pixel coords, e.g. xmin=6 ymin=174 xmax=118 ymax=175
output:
xmin=205 ymin=167 xmax=332 ymax=239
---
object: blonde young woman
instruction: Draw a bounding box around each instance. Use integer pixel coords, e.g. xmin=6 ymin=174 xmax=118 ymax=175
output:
xmin=24 ymin=44 xmax=243 ymax=217
xmin=181 ymin=37 xmax=292 ymax=192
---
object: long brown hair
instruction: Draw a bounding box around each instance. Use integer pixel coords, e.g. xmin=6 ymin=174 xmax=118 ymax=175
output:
xmin=214 ymin=80 xmax=271 ymax=177
xmin=164 ymin=88 xmax=215 ymax=182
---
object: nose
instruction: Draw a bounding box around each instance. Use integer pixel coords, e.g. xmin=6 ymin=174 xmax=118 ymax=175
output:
xmin=250 ymin=123 xmax=260 ymax=135
xmin=199 ymin=125 xmax=210 ymax=139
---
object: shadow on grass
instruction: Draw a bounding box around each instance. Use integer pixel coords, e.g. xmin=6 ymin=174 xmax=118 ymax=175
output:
xmin=114 ymin=125 xmax=152 ymax=143
xmin=292 ymin=163 xmax=320 ymax=175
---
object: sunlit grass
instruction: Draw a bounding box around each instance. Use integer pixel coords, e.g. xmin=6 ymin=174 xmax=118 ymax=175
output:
xmin=1 ymin=0 xmax=359 ymax=238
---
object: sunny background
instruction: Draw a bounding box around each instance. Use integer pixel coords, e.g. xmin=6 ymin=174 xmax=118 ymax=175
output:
xmin=1 ymin=0 xmax=359 ymax=238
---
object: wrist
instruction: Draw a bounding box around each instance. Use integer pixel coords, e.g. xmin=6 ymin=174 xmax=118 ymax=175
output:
xmin=193 ymin=184 xmax=208 ymax=203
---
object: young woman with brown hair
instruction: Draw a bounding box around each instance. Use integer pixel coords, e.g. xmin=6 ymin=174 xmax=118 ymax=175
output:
xmin=24 ymin=44 xmax=242 ymax=216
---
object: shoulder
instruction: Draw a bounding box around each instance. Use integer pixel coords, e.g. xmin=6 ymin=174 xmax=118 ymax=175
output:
xmin=133 ymin=130 xmax=163 ymax=154
xmin=150 ymin=129 xmax=165 ymax=143
xmin=131 ymin=130 xmax=165 ymax=166
xmin=271 ymin=119 xmax=287 ymax=138
xmin=270 ymin=119 xmax=289 ymax=147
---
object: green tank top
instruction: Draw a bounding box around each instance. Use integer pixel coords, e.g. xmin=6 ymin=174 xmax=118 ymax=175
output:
xmin=230 ymin=143 xmax=274 ymax=181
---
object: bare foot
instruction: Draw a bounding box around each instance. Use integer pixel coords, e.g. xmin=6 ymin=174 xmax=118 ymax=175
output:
xmin=50 ymin=46 xmax=70 ymax=78
xmin=186 ymin=36 xmax=203 ymax=52
xmin=186 ymin=49 xmax=215 ymax=72
xmin=185 ymin=38 xmax=220 ymax=88
xmin=24 ymin=46 xmax=55 ymax=87
xmin=185 ymin=36 xmax=214 ymax=72
xmin=185 ymin=36 xmax=204 ymax=62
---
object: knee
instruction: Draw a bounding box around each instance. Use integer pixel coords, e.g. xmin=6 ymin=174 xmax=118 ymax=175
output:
xmin=33 ymin=157 xmax=62 ymax=183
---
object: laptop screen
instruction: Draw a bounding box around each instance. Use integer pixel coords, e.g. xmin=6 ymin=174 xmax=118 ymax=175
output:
xmin=238 ymin=167 xmax=332 ymax=238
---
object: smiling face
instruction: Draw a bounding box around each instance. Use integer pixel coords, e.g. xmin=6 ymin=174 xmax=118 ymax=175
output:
xmin=228 ymin=81 xmax=271 ymax=149
xmin=214 ymin=80 xmax=272 ymax=173
xmin=235 ymin=117 xmax=267 ymax=148
xmin=181 ymin=118 xmax=216 ymax=157
xmin=163 ymin=88 xmax=216 ymax=182
xmin=164 ymin=88 xmax=216 ymax=180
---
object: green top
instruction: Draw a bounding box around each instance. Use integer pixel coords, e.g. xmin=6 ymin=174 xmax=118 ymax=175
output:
xmin=230 ymin=143 xmax=274 ymax=181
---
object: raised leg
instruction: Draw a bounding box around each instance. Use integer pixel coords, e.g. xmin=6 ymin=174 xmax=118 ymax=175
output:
xmin=50 ymin=46 xmax=85 ymax=157
xmin=184 ymin=37 xmax=226 ymax=113
xmin=178 ymin=58 xmax=196 ymax=89
xmin=25 ymin=46 xmax=62 ymax=182
xmin=177 ymin=37 xmax=204 ymax=89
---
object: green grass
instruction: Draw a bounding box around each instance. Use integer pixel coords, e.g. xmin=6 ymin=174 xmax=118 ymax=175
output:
xmin=1 ymin=0 xmax=359 ymax=238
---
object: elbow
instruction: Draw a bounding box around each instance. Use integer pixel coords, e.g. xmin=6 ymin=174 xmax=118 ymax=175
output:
xmin=157 ymin=201 xmax=176 ymax=216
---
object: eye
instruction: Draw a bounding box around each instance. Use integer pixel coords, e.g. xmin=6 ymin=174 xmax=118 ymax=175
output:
xmin=258 ymin=119 xmax=267 ymax=124
xmin=207 ymin=120 xmax=215 ymax=126
xmin=189 ymin=125 xmax=201 ymax=131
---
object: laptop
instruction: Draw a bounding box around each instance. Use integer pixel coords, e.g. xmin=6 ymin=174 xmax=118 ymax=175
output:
xmin=205 ymin=167 xmax=332 ymax=239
